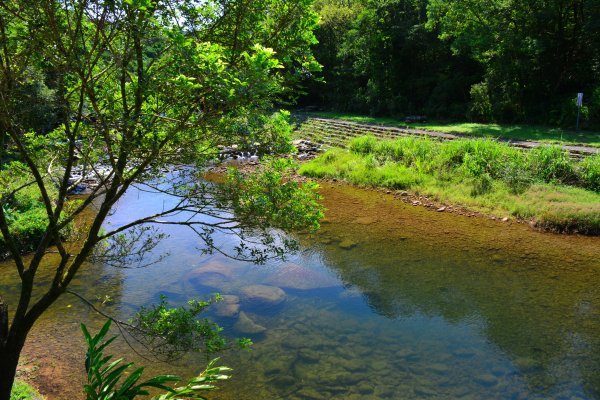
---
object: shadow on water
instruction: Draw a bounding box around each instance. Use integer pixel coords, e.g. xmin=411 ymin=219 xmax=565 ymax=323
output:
xmin=1 ymin=178 xmax=600 ymax=399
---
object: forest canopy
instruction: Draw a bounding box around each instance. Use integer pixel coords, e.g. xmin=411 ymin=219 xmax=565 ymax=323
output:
xmin=302 ymin=0 xmax=600 ymax=128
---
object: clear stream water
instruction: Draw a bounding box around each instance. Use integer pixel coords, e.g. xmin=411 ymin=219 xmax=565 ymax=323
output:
xmin=1 ymin=179 xmax=600 ymax=400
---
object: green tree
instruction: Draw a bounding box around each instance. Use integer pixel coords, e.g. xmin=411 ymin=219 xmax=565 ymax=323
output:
xmin=0 ymin=1 xmax=322 ymax=398
xmin=304 ymin=0 xmax=479 ymax=118
xmin=427 ymin=0 xmax=600 ymax=124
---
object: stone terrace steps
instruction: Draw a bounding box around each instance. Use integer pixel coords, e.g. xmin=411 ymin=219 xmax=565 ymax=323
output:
xmin=293 ymin=116 xmax=599 ymax=157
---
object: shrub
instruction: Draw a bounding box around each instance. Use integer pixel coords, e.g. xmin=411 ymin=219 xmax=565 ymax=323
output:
xmin=579 ymin=154 xmax=600 ymax=192
xmin=470 ymin=173 xmax=494 ymax=196
xmin=9 ymin=207 xmax=49 ymax=252
xmin=399 ymin=137 xmax=436 ymax=170
xmin=373 ymin=140 xmax=404 ymax=162
xmin=468 ymin=82 xmax=494 ymax=122
xmin=500 ymin=158 xmax=534 ymax=194
xmin=348 ymin=135 xmax=378 ymax=155
xmin=0 ymin=177 xmax=51 ymax=257
xmin=528 ymin=145 xmax=576 ymax=184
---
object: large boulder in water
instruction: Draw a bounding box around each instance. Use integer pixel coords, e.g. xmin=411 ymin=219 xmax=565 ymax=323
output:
xmin=214 ymin=295 xmax=240 ymax=317
xmin=185 ymin=260 xmax=243 ymax=290
xmin=265 ymin=262 xmax=338 ymax=290
xmin=241 ymin=284 xmax=286 ymax=306
xmin=234 ymin=311 xmax=266 ymax=334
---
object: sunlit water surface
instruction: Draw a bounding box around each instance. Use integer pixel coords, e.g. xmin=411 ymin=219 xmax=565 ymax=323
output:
xmin=1 ymin=178 xmax=600 ymax=400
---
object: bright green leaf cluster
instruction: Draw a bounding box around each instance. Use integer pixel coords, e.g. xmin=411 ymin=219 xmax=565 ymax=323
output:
xmin=82 ymin=320 xmax=232 ymax=400
xmin=223 ymin=158 xmax=324 ymax=233
xmin=130 ymin=294 xmax=230 ymax=358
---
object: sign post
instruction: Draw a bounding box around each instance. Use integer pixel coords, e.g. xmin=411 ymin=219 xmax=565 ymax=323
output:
xmin=576 ymin=92 xmax=583 ymax=131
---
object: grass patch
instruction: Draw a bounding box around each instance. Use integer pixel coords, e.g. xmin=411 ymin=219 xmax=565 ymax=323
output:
xmin=299 ymin=136 xmax=600 ymax=234
xmin=305 ymin=111 xmax=600 ymax=147
xmin=11 ymin=380 xmax=43 ymax=400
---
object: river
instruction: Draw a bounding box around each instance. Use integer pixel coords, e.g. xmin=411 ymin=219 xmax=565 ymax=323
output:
xmin=1 ymin=178 xmax=600 ymax=399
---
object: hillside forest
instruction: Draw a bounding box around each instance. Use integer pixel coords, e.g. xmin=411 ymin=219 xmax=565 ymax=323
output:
xmin=301 ymin=0 xmax=600 ymax=128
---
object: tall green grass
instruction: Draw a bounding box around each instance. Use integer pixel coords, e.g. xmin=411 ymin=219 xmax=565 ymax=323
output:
xmin=300 ymin=135 xmax=600 ymax=234
xmin=346 ymin=135 xmax=599 ymax=191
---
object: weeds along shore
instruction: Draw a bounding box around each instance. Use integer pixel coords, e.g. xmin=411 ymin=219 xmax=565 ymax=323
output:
xmin=299 ymin=135 xmax=600 ymax=235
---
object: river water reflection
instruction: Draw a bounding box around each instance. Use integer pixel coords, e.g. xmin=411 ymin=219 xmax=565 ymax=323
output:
xmin=2 ymin=180 xmax=600 ymax=399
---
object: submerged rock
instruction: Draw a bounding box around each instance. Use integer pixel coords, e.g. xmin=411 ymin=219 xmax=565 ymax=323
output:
xmin=185 ymin=260 xmax=243 ymax=289
xmin=234 ymin=311 xmax=266 ymax=334
xmin=215 ymin=302 xmax=240 ymax=317
xmin=298 ymin=349 xmax=321 ymax=364
xmin=513 ymin=357 xmax=541 ymax=372
xmin=356 ymin=382 xmax=374 ymax=394
xmin=241 ymin=284 xmax=286 ymax=306
xmin=214 ymin=295 xmax=241 ymax=317
xmin=427 ymin=363 xmax=450 ymax=375
xmin=474 ymin=374 xmax=498 ymax=387
xmin=265 ymin=263 xmax=338 ymax=290
xmin=221 ymin=294 xmax=240 ymax=303
xmin=353 ymin=216 xmax=376 ymax=225
xmin=339 ymin=239 xmax=357 ymax=250
xmin=294 ymin=388 xmax=326 ymax=400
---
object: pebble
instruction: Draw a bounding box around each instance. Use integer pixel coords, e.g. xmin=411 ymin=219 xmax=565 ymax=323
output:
xmin=474 ymin=373 xmax=498 ymax=387
xmin=514 ymin=357 xmax=541 ymax=372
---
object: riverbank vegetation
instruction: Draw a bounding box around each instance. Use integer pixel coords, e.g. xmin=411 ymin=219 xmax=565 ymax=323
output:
xmin=9 ymin=381 xmax=41 ymax=400
xmin=299 ymin=135 xmax=600 ymax=234
xmin=0 ymin=182 xmax=47 ymax=259
xmin=0 ymin=166 xmax=60 ymax=259
xmin=306 ymin=112 xmax=600 ymax=148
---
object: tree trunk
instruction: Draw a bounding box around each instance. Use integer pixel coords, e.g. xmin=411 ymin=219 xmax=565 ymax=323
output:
xmin=0 ymin=344 xmax=20 ymax=400
xmin=0 ymin=300 xmax=25 ymax=400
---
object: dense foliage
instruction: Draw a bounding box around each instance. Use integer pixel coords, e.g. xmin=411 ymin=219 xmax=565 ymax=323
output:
xmin=303 ymin=0 xmax=600 ymax=127
xmin=0 ymin=166 xmax=54 ymax=258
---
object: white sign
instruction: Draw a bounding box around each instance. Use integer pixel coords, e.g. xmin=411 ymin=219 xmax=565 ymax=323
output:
xmin=577 ymin=92 xmax=584 ymax=107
